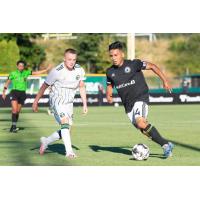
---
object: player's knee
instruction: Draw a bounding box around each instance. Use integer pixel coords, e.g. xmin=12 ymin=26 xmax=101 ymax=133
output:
xmin=12 ymin=109 xmax=18 ymax=114
xmin=60 ymin=116 xmax=69 ymax=124
xmin=135 ymin=117 xmax=148 ymax=129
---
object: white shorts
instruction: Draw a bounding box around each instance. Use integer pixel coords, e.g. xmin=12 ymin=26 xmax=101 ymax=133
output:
xmin=51 ymin=103 xmax=73 ymax=126
xmin=127 ymin=101 xmax=148 ymax=125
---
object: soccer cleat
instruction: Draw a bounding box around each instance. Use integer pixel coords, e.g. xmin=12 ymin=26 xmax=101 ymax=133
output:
xmin=39 ymin=137 xmax=48 ymax=155
xmin=9 ymin=125 xmax=19 ymax=133
xmin=162 ymin=142 xmax=174 ymax=158
xmin=66 ymin=152 xmax=77 ymax=159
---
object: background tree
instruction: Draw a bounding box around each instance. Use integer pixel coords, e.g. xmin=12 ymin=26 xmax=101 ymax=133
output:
xmin=0 ymin=33 xmax=46 ymax=71
xmin=73 ymin=33 xmax=126 ymax=73
xmin=0 ymin=40 xmax=20 ymax=73
xmin=167 ymin=34 xmax=200 ymax=75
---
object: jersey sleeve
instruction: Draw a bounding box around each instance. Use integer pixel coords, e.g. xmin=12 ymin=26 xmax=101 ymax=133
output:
xmin=45 ymin=68 xmax=58 ymax=86
xmin=134 ymin=59 xmax=147 ymax=71
xmin=80 ymin=67 xmax=86 ymax=81
xmin=106 ymin=70 xmax=114 ymax=86
xmin=8 ymin=72 xmax=14 ymax=80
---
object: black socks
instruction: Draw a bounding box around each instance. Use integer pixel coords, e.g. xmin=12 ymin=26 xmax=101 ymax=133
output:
xmin=143 ymin=124 xmax=168 ymax=146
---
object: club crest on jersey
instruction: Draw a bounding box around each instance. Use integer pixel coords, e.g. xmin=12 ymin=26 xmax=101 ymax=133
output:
xmin=59 ymin=112 xmax=65 ymax=118
xmin=76 ymin=75 xmax=80 ymax=80
xmin=125 ymin=66 xmax=131 ymax=73
xmin=111 ymin=73 xmax=115 ymax=77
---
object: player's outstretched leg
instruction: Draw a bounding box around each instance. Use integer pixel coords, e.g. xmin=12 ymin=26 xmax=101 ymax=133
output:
xmin=39 ymin=130 xmax=61 ymax=155
xmin=142 ymin=125 xmax=174 ymax=158
xmin=136 ymin=118 xmax=174 ymax=158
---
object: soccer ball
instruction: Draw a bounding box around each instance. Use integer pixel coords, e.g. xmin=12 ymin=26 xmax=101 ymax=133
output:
xmin=132 ymin=144 xmax=150 ymax=161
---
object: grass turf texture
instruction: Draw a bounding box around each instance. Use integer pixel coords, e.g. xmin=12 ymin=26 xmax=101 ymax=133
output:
xmin=0 ymin=105 xmax=199 ymax=166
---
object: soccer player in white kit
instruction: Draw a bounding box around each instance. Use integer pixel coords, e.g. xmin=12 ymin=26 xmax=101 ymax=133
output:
xmin=32 ymin=49 xmax=88 ymax=158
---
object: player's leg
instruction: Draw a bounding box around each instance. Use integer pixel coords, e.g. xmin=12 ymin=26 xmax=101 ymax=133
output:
xmin=39 ymin=104 xmax=76 ymax=158
xmin=39 ymin=106 xmax=62 ymax=155
xmin=10 ymin=100 xmax=19 ymax=132
xmin=16 ymin=103 xmax=22 ymax=122
xmin=58 ymin=104 xmax=76 ymax=158
xmin=39 ymin=130 xmax=61 ymax=155
xmin=16 ymin=91 xmax=26 ymax=123
xmin=127 ymin=101 xmax=174 ymax=157
xmin=60 ymin=117 xmax=76 ymax=158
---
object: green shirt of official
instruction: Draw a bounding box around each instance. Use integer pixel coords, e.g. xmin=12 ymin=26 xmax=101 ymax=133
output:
xmin=8 ymin=69 xmax=32 ymax=91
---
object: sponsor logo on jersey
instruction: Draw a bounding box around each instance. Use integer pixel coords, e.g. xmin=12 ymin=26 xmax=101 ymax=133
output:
xmin=124 ymin=66 xmax=131 ymax=73
xmin=142 ymin=61 xmax=147 ymax=67
xmin=111 ymin=73 xmax=115 ymax=77
xmin=56 ymin=65 xmax=64 ymax=71
xmin=116 ymin=80 xmax=135 ymax=89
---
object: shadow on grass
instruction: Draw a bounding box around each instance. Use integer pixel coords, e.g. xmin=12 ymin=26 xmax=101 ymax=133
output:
xmin=0 ymin=140 xmax=33 ymax=165
xmin=149 ymin=153 xmax=165 ymax=159
xmin=2 ymin=127 xmax=25 ymax=132
xmin=30 ymin=144 xmax=80 ymax=156
xmin=170 ymin=140 xmax=200 ymax=152
xmin=89 ymin=145 xmax=166 ymax=159
xmin=0 ymin=119 xmax=11 ymax=122
xmin=89 ymin=145 xmax=132 ymax=155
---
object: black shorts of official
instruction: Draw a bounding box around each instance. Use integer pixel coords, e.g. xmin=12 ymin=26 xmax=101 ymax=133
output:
xmin=10 ymin=90 xmax=27 ymax=105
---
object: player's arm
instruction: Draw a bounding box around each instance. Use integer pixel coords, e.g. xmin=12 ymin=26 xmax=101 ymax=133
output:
xmin=32 ymin=64 xmax=52 ymax=75
xmin=2 ymin=79 xmax=11 ymax=100
xmin=145 ymin=61 xmax=172 ymax=93
xmin=106 ymin=84 xmax=113 ymax=104
xmin=32 ymin=82 xmax=49 ymax=112
xmin=79 ymin=80 xmax=88 ymax=114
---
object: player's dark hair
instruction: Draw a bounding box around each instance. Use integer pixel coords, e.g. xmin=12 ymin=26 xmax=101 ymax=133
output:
xmin=16 ymin=60 xmax=26 ymax=66
xmin=109 ymin=41 xmax=124 ymax=51
xmin=64 ymin=48 xmax=77 ymax=55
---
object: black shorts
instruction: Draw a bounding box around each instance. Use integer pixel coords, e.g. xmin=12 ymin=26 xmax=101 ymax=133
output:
xmin=10 ymin=90 xmax=26 ymax=105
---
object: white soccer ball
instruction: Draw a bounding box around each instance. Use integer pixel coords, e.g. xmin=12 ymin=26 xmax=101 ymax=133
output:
xmin=132 ymin=143 xmax=150 ymax=161
xmin=114 ymin=102 xmax=119 ymax=107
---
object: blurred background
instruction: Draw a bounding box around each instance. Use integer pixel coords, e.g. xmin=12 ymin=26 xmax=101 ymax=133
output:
xmin=0 ymin=33 xmax=200 ymax=105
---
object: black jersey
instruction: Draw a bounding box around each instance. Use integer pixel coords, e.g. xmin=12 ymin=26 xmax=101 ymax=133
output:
xmin=106 ymin=59 xmax=149 ymax=113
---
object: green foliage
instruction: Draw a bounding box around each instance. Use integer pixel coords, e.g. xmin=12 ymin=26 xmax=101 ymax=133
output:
xmin=0 ymin=34 xmax=46 ymax=71
xmin=73 ymin=33 xmax=127 ymax=73
xmin=72 ymin=34 xmax=103 ymax=73
xmin=167 ymin=34 xmax=200 ymax=75
xmin=0 ymin=40 xmax=20 ymax=73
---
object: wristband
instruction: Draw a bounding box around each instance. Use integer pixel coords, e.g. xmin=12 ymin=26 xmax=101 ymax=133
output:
xmin=4 ymin=87 xmax=7 ymax=90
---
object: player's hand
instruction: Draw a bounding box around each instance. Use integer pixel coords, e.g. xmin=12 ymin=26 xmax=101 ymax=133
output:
xmin=163 ymin=81 xmax=172 ymax=94
xmin=2 ymin=93 xmax=6 ymax=100
xmin=82 ymin=105 xmax=88 ymax=115
xmin=32 ymin=102 xmax=38 ymax=112
xmin=107 ymin=95 xmax=113 ymax=104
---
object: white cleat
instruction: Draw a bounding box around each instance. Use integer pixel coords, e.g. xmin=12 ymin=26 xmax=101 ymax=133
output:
xmin=66 ymin=152 xmax=77 ymax=159
xmin=39 ymin=137 xmax=48 ymax=155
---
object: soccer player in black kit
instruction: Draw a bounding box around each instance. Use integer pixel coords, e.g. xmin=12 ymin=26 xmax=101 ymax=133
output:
xmin=106 ymin=41 xmax=174 ymax=158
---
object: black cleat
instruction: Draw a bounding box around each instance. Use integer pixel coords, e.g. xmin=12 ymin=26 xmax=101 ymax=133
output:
xmin=9 ymin=125 xmax=19 ymax=133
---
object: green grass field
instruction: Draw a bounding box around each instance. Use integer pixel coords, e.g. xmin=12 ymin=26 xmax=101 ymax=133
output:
xmin=0 ymin=105 xmax=200 ymax=166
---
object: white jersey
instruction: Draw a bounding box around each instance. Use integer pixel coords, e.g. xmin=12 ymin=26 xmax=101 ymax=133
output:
xmin=45 ymin=62 xmax=85 ymax=107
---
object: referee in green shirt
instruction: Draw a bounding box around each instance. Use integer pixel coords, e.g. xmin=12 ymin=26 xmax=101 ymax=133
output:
xmin=2 ymin=60 xmax=49 ymax=133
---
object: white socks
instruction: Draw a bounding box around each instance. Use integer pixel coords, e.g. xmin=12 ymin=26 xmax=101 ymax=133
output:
xmin=44 ymin=128 xmax=73 ymax=155
xmin=45 ymin=131 xmax=60 ymax=145
xmin=61 ymin=128 xmax=73 ymax=154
